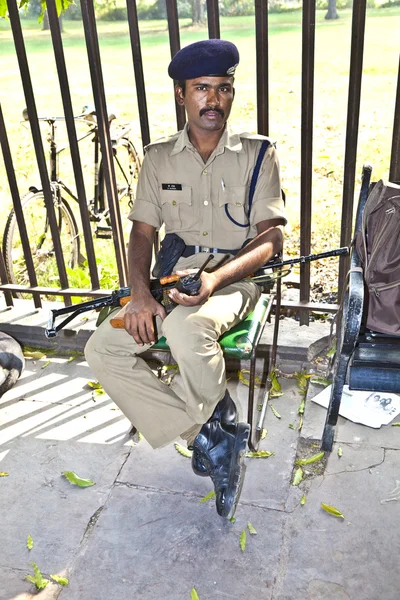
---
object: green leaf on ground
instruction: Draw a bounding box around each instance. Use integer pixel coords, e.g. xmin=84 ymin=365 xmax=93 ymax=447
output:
xmin=163 ymin=363 xmax=179 ymax=371
xmin=270 ymin=390 xmax=284 ymax=398
xmin=288 ymin=423 xmax=295 ymax=430
xmin=295 ymin=370 xmax=308 ymax=391
xmin=0 ymin=472 xmax=8 ymax=477
xmin=270 ymin=368 xmax=281 ymax=392
xmin=199 ymin=490 xmax=215 ymax=503
xmin=297 ymin=415 xmax=304 ymax=430
xmin=292 ymin=467 xmax=303 ymax=486
xmin=41 ymin=360 xmax=51 ymax=370
xmin=321 ymin=503 xmax=345 ymax=518
xmin=27 ymin=534 xmax=33 ymax=550
xmin=238 ymin=369 xmax=261 ymax=388
xmin=229 ymin=516 xmax=236 ymax=523
xmin=240 ymin=529 xmax=247 ymax=552
xmin=247 ymin=522 xmax=257 ymax=535
xmin=62 ymin=471 xmax=95 ymax=487
xmin=310 ymin=376 xmax=331 ymax=387
xmin=295 ymin=452 xmax=325 ymax=466
xmin=245 ymin=450 xmax=274 ymax=458
xmin=337 ymin=446 xmax=343 ymax=457
xmin=191 ymin=588 xmax=200 ymax=600
xmin=25 ymin=562 xmax=49 ymax=590
xmin=23 ymin=350 xmax=46 ymax=360
xmin=67 ymin=356 xmax=76 ymax=363
xmin=326 ymin=341 xmax=336 ymax=358
xmin=87 ymin=380 xmax=103 ymax=390
xmin=391 ymin=423 xmax=400 ymax=427
xmin=50 ymin=574 xmax=69 ymax=585
xmin=270 ymin=404 xmax=281 ymax=419
xmin=260 ymin=428 xmax=268 ymax=440
xmin=297 ymin=398 xmax=306 ymax=415
xmin=300 ymin=495 xmax=307 ymax=505
xmin=174 ymin=442 xmax=192 ymax=458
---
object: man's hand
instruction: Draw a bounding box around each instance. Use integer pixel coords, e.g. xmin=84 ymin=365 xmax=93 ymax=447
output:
xmin=124 ymin=292 xmax=166 ymax=346
xmin=167 ymin=271 xmax=217 ymax=307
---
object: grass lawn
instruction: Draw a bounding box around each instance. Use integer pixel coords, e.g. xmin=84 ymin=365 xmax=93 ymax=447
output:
xmin=0 ymin=8 xmax=399 ymax=293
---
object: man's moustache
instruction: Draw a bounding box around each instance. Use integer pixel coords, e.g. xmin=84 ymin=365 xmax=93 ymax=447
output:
xmin=200 ymin=107 xmax=224 ymax=117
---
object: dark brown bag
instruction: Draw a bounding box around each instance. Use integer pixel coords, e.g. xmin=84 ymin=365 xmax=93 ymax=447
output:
xmin=354 ymin=179 xmax=400 ymax=335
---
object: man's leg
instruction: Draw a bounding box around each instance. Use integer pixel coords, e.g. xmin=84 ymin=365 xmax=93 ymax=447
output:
xmin=84 ymin=311 xmax=200 ymax=449
xmin=162 ymin=279 xmax=260 ymax=424
xmin=162 ymin=280 xmax=260 ymax=518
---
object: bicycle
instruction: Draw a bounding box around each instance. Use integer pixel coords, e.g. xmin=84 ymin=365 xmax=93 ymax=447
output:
xmin=2 ymin=107 xmax=141 ymax=292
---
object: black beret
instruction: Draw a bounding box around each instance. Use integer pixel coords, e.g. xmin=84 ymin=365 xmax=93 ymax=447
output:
xmin=168 ymin=39 xmax=239 ymax=80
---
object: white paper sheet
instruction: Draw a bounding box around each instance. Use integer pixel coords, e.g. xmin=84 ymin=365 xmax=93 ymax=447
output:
xmin=311 ymin=384 xmax=400 ymax=428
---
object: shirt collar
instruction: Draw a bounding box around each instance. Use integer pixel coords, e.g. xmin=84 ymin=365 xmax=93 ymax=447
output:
xmin=170 ymin=123 xmax=244 ymax=156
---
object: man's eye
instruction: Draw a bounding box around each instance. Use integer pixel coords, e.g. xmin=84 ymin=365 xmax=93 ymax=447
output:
xmin=197 ymin=86 xmax=207 ymax=91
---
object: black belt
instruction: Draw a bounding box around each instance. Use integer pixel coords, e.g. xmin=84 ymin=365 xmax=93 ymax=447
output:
xmin=182 ymin=245 xmax=239 ymax=258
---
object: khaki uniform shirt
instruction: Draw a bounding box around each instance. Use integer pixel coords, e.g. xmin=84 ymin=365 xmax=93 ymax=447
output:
xmin=129 ymin=124 xmax=286 ymax=270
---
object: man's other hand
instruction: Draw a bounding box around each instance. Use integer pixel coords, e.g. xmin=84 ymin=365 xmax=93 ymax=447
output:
xmin=124 ymin=293 xmax=166 ymax=346
xmin=168 ymin=271 xmax=217 ymax=307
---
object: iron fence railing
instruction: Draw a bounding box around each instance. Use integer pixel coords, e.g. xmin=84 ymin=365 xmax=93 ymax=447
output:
xmin=0 ymin=0 xmax=399 ymax=325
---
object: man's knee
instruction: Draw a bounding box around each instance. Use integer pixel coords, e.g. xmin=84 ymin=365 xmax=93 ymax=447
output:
xmin=162 ymin=311 xmax=216 ymax=354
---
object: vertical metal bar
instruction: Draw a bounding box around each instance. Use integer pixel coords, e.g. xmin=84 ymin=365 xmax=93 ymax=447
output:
xmin=389 ymin=56 xmax=400 ymax=183
xmin=338 ymin=0 xmax=367 ymax=294
xmin=0 ymin=103 xmax=41 ymax=307
xmin=300 ymin=0 xmax=316 ymax=326
xmin=7 ymin=0 xmax=70 ymax=304
xmin=255 ymin=0 xmax=269 ymax=135
xmin=80 ymin=0 xmax=128 ymax=285
xmin=206 ymin=0 xmax=220 ymax=39
xmin=126 ymin=0 xmax=151 ymax=148
xmin=165 ymin=0 xmax=186 ymax=131
xmin=46 ymin=0 xmax=100 ymax=291
xmin=0 ymin=249 xmax=13 ymax=307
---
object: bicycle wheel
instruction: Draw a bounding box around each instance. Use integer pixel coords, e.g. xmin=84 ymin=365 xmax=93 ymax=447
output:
xmin=99 ymin=137 xmax=141 ymax=226
xmin=3 ymin=191 xmax=80 ymax=294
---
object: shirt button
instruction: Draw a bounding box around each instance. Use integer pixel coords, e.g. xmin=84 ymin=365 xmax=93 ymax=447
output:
xmin=204 ymin=201 xmax=209 ymax=206
xmin=202 ymin=169 xmax=207 ymax=174
xmin=236 ymin=202 xmax=242 ymax=207
xmin=203 ymin=231 xmax=208 ymax=236
xmin=172 ymin=200 xmax=177 ymax=206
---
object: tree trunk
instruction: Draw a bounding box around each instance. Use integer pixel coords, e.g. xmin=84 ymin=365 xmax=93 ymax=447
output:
xmin=42 ymin=10 xmax=49 ymax=30
xmin=191 ymin=0 xmax=204 ymax=25
xmin=41 ymin=10 xmax=64 ymax=32
xmin=325 ymin=0 xmax=339 ymax=20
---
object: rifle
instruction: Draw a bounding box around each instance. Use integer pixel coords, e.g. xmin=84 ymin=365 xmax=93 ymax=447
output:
xmin=45 ymin=246 xmax=349 ymax=338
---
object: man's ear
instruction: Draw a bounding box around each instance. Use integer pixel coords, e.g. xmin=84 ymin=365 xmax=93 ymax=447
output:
xmin=175 ymin=85 xmax=185 ymax=106
xmin=233 ymin=86 xmax=236 ymax=100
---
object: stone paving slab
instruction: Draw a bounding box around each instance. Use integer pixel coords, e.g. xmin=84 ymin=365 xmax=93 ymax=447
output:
xmin=0 ymin=438 xmax=129 ymax=574
xmin=59 ymin=484 xmax=285 ymax=600
xmin=273 ymin=444 xmax=400 ymax=600
xmin=301 ymin=383 xmax=400 ymax=450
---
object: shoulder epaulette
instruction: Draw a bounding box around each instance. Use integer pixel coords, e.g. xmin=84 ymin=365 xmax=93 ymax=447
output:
xmin=144 ymin=131 xmax=181 ymax=153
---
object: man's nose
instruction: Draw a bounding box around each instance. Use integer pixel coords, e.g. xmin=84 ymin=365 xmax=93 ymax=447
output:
xmin=206 ymin=88 xmax=220 ymax=106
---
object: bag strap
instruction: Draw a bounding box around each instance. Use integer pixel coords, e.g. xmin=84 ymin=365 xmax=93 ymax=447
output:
xmin=224 ymin=140 xmax=270 ymax=228
xmin=249 ymin=140 xmax=270 ymax=216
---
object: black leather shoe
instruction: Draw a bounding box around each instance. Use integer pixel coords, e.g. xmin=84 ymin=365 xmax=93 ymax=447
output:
xmin=191 ymin=391 xmax=238 ymax=477
xmin=193 ymin=420 xmax=250 ymax=519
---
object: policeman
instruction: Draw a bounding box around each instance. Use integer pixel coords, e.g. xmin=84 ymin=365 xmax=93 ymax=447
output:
xmin=85 ymin=39 xmax=286 ymax=519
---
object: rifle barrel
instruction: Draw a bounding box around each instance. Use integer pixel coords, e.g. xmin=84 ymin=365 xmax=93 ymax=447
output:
xmin=266 ymin=246 xmax=349 ymax=270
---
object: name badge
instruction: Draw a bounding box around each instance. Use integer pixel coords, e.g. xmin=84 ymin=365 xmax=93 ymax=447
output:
xmin=162 ymin=183 xmax=182 ymax=191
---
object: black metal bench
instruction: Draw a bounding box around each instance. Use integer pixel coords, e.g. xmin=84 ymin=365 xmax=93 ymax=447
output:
xmin=321 ymin=165 xmax=400 ymax=451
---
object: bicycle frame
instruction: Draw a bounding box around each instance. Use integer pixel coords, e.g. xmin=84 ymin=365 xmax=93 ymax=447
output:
xmin=34 ymin=114 xmax=133 ymax=218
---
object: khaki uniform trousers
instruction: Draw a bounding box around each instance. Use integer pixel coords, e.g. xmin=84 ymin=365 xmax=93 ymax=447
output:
xmin=84 ymin=280 xmax=260 ymax=449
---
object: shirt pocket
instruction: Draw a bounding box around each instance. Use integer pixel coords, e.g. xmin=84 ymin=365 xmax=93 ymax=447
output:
xmin=159 ymin=186 xmax=193 ymax=232
xmin=218 ymin=185 xmax=249 ymax=231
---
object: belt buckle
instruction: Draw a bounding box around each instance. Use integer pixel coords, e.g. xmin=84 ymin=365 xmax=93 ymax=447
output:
xmin=200 ymin=246 xmax=210 ymax=253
